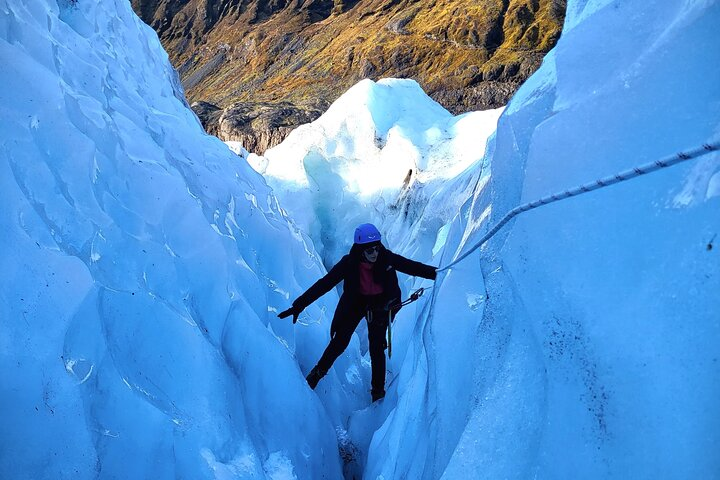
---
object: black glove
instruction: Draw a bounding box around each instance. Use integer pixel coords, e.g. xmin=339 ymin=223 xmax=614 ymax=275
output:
xmin=278 ymin=306 xmax=302 ymax=324
xmin=430 ymin=268 xmax=437 ymax=280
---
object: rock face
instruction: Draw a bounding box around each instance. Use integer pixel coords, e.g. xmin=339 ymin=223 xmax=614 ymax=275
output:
xmin=133 ymin=0 xmax=565 ymax=151
xmin=219 ymin=102 xmax=322 ymax=153
xmin=190 ymin=101 xmax=322 ymax=154
xmin=191 ymin=100 xmax=223 ymax=132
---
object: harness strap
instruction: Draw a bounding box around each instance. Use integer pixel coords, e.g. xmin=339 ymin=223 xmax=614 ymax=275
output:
xmin=385 ymin=287 xmax=431 ymax=358
xmin=388 ymin=310 xmax=393 ymax=358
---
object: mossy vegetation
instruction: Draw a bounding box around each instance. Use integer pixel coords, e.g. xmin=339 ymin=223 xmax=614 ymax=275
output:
xmin=137 ymin=0 xmax=564 ymax=113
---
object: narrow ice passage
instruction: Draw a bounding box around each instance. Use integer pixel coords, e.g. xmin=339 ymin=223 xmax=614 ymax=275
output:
xmin=256 ymin=2 xmax=720 ymax=476
xmin=2 ymin=0 xmax=719 ymax=479
xmin=254 ymin=77 xmax=507 ymax=478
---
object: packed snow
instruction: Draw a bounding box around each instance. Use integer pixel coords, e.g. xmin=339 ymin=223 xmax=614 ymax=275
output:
xmin=1 ymin=0 xmax=719 ymax=479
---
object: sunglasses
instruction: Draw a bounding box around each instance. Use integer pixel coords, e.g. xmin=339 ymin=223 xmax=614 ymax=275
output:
xmin=364 ymin=245 xmax=380 ymax=254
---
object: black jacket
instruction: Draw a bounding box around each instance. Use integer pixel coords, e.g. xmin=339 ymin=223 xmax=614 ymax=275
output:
xmin=292 ymin=244 xmax=436 ymax=312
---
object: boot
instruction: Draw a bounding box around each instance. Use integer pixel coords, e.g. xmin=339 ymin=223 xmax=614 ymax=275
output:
xmin=306 ymin=366 xmax=326 ymax=390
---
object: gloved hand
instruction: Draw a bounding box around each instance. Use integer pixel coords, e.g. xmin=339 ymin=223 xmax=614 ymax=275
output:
xmin=278 ymin=305 xmax=302 ymax=324
xmin=430 ymin=268 xmax=437 ymax=280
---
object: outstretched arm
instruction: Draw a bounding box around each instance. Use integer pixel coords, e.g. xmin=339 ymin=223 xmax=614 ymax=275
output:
xmin=388 ymin=252 xmax=437 ymax=280
xmin=278 ymin=256 xmax=347 ymax=323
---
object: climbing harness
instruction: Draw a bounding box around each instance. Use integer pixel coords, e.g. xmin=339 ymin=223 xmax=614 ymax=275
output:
xmin=383 ymin=287 xmax=431 ymax=358
xmin=437 ymin=142 xmax=720 ymax=273
xmin=365 ymin=287 xmax=429 ymax=358
xmin=366 ymin=306 xmax=393 ymax=357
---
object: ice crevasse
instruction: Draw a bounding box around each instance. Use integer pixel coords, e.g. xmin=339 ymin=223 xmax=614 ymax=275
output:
xmin=0 ymin=0 xmax=719 ymax=479
xmin=250 ymin=1 xmax=720 ymax=478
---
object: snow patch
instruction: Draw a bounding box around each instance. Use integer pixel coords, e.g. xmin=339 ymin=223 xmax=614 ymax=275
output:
xmin=263 ymin=452 xmax=297 ymax=480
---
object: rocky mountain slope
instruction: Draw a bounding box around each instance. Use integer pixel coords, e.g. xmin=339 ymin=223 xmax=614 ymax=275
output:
xmin=132 ymin=0 xmax=565 ymax=152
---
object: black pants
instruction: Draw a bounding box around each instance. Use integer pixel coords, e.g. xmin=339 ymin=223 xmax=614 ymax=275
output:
xmin=315 ymin=294 xmax=395 ymax=395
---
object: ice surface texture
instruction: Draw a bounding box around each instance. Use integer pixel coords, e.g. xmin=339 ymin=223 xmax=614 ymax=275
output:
xmin=359 ymin=1 xmax=720 ymax=479
xmin=252 ymin=2 xmax=720 ymax=478
xmin=256 ymin=78 xmax=504 ymax=268
xmin=0 ymin=1 xmax=349 ymax=478
xmin=2 ymin=0 xmax=719 ymax=478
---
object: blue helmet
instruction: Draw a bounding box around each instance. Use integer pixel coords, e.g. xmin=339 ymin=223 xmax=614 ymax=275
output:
xmin=354 ymin=223 xmax=382 ymax=244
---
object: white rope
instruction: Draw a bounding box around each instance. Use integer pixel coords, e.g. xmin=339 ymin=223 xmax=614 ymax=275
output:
xmin=437 ymin=142 xmax=720 ymax=273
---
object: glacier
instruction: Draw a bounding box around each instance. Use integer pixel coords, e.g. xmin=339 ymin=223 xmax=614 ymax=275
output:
xmin=254 ymin=77 xmax=504 ymax=272
xmin=1 ymin=0 xmax=348 ymax=478
xmin=356 ymin=2 xmax=720 ymax=479
xmin=1 ymin=0 xmax=719 ymax=479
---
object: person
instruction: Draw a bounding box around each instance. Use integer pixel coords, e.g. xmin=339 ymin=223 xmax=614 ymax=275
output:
xmin=278 ymin=223 xmax=437 ymax=402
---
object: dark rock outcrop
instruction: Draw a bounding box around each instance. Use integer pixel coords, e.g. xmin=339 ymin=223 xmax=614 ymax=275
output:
xmin=191 ymin=101 xmax=223 ymax=133
xmin=204 ymin=102 xmax=321 ymax=154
